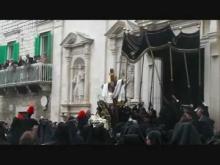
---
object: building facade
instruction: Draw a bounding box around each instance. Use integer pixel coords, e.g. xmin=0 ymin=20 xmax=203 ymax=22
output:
xmin=0 ymin=20 xmax=220 ymax=132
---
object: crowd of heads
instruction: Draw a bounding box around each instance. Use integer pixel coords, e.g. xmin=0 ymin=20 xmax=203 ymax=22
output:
xmin=0 ymin=54 xmax=48 ymax=70
xmin=0 ymin=101 xmax=219 ymax=145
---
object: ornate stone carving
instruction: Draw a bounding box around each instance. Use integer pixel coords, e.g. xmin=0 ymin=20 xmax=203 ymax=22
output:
xmin=61 ymin=32 xmax=93 ymax=115
xmin=72 ymin=59 xmax=85 ymax=103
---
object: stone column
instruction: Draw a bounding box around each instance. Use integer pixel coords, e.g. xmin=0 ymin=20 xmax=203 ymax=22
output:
xmin=153 ymin=59 xmax=162 ymax=112
xmin=110 ymin=39 xmax=118 ymax=73
xmin=84 ymin=44 xmax=90 ymax=104
xmin=132 ymin=59 xmax=141 ymax=103
xmin=64 ymin=50 xmax=72 ymax=105
xmin=209 ymin=27 xmax=220 ymax=132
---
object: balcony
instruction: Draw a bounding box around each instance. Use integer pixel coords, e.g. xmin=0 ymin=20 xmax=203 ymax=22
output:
xmin=0 ymin=63 xmax=52 ymax=93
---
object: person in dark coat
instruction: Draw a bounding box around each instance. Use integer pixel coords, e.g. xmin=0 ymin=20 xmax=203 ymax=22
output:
xmin=86 ymin=123 xmax=111 ymax=145
xmin=37 ymin=118 xmax=54 ymax=144
xmin=50 ymin=122 xmax=67 ymax=145
xmin=65 ymin=118 xmax=84 ymax=145
xmin=51 ymin=118 xmax=84 ymax=145
xmin=22 ymin=106 xmax=39 ymax=131
xmin=207 ymin=131 xmax=220 ymax=145
xmin=0 ymin=122 xmax=9 ymax=145
xmin=195 ymin=105 xmax=214 ymax=143
xmin=25 ymin=54 xmax=34 ymax=64
xmin=18 ymin=56 xmax=25 ymax=66
xmin=3 ymin=60 xmax=9 ymax=69
xmin=145 ymin=130 xmax=162 ymax=145
xmin=170 ymin=108 xmax=201 ymax=145
xmin=7 ymin=106 xmax=38 ymax=145
xmin=76 ymin=110 xmax=90 ymax=142
xmin=19 ymin=130 xmax=36 ymax=145
xmin=119 ymin=118 xmax=145 ymax=145
xmin=7 ymin=113 xmax=26 ymax=144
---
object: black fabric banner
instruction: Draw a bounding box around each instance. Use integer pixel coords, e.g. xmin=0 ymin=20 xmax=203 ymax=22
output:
xmin=122 ymin=24 xmax=200 ymax=62
xmin=175 ymin=30 xmax=200 ymax=49
xmin=122 ymin=31 xmax=148 ymax=62
xmin=145 ymin=25 xmax=176 ymax=47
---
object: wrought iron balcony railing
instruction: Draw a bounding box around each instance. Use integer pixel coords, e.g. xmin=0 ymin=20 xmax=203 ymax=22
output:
xmin=0 ymin=63 xmax=52 ymax=88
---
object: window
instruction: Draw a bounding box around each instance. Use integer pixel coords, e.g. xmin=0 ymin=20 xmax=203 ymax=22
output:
xmin=7 ymin=41 xmax=15 ymax=60
xmin=0 ymin=45 xmax=7 ymax=64
xmin=6 ymin=41 xmax=19 ymax=62
xmin=34 ymin=31 xmax=52 ymax=62
xmin=41 ymin=34 xmax=48 ymax=56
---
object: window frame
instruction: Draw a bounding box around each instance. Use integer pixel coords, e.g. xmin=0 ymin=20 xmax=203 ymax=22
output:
xmin=7 ymin=41 xmax=15 ymax=60
xmin=40 ymin=32 xmax=49 ymax=56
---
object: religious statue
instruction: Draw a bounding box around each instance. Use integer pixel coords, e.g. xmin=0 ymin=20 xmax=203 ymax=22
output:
xmin=72 ymin=64 xmax=85 ymax=103
xmin=101 ymin=68 xmax=117 ymax=104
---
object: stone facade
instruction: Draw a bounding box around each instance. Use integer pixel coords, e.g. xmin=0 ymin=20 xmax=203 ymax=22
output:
xmin=0 ymin=20 xmax=220 ymax=132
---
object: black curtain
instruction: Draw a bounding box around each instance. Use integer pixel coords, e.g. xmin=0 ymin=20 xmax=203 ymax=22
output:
xmin=161 ymin=48 xmax=204 ymax=108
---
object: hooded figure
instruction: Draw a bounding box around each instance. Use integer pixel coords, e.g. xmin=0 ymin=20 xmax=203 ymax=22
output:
xmin=195 ymin=105 xmax=214 ymax=143
xmin=7 ymin=106 xmax=38 ymax=145
xmin=146 ymin=130 xmax=162 ymax=145
xmin=7 ymin=115 xmax=26 ymax=144
xmin=0 ymin=122 xmax=9 ymax=145
xmin=207 ymin=131 xmax=220 ymax=145
xmin=120 ymin=119 xmax=145 ymax=145
xmin=77 ymin=110 xmax=90 ymax=141
xmin=170 ymin=122 xmax=201 ymax=145
xmin=38 ymin=119 xmax=54 ymax=144
xmin=65 ymin=118 xmax=84 ymax=145
xmin=86 ymin=125 xmax=111 ymax=145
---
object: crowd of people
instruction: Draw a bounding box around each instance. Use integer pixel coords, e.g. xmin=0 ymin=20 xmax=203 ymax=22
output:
xmin=0 ymin=100 xmax=219 ymax=145
xmin=0 ymin=54 xmax=48 ymax=70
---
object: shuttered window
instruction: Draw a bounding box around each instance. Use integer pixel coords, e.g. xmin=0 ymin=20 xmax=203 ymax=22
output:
xmin=34 ymin=31 xmax=52 ymax=62
xmin=7 ymin=41 xmax=19 ymax=62
xmin=0 ymin=45 xmax=7 ymax=64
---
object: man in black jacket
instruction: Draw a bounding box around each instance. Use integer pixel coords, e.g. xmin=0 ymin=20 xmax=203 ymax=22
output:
xmin=195 ymin=105 xmax=214 ymax=144
xmin=7 ymin=106 xmax=38 ymax=145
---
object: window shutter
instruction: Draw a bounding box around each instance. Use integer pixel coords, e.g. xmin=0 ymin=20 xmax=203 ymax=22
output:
xmin=34 ymin=35 xmax=41 ymax=57
xmin=47 ymin=32 xmax=52 ymax=62
xmin=13 ymin=42 xmax=19 ymax=62
xmin=0 ymin=45 xmax=8 ymax=64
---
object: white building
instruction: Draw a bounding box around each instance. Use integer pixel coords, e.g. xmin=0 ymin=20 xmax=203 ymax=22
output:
xmin=0 ymin=20 xmax=220 ymax=132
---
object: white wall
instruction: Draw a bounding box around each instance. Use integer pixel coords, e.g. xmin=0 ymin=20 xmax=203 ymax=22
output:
xmin=63 ymin=20 xmax=107 ymax=114
xmin=50 ymin=21 xmax=63 ymax=121
xmin=0 ymin=20 xmax=36 ymax=57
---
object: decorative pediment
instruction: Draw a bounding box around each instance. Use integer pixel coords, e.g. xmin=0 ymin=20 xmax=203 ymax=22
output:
xmin=61 ymin=32 xmax=93 ymax=48
xmin=105 ymin=20 xmax=139 ymax=39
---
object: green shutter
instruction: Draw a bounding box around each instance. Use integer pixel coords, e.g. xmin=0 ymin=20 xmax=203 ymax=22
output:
xmin=47 ymin=32 xmax=52 ymax=62
xmin=0 ymin=45 xmax=8 ymax=64
xmin=34 ymin=35 xmax=41 ymax=57
xmin=12 ymin=42 xmax=19 ymax=62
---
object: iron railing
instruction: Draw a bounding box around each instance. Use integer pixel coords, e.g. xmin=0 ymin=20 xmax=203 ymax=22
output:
xmin=0 ymin=63 xmax=52 ymax=88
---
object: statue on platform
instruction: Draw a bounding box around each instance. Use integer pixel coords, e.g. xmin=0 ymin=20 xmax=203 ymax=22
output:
xmin=101 ymin=68 xmax=117 ymax=104
xmin=72 ymin=64 xmax=85 ymax=103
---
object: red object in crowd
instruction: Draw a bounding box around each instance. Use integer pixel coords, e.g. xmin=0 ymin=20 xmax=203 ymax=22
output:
xmin=16 ymin=113 xmax=24 ymax=120
xmin=27 ymin=106 xmax=35 ymax=115
xmin=77 ymin=110 xmax=86 ymax=120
